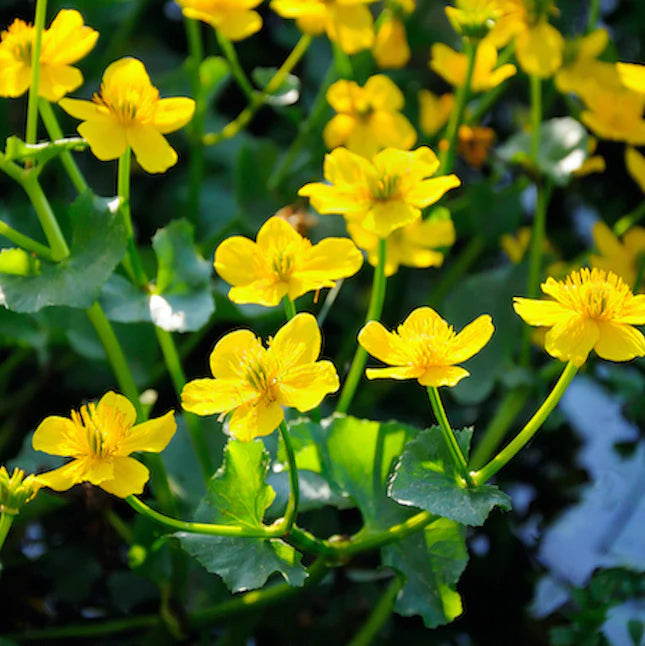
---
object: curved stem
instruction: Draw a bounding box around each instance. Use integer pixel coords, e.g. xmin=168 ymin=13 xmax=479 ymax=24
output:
xmin=216 ymin=32 xmax=255 ymax=100
xmin=0 ymin=512 xmax=14 ymax=553
xmin=126 ymin=495 xmax=280 ymax=538
xmin=336 ymin=238 xmax=388 ymax=414
xmin=282 ymin=295 xmax=297 ymax=321
xmin=0 ymin=219 xmax=54 ymax=260
xmin=427 ymin=387 xmax=471 ymax=485
xmin=614 ymin=201 xmax=645 ymax=237
xmin=277 ymin=420 xmax=299 ymax=533
xmin=439 ymin=36 xmax=477 ymax=174
xmin=26 ymin=0 xmax=47 ymax=145
xmin=471 ymin=361 xmax=578 ymax=484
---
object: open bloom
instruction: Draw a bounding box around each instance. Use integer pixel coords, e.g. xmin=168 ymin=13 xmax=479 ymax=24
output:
xmin=298 ymin=147 xmax=461 ymax=239
xmin=347 ymin=214 xmax=455 ymax=276
xmin=176 ymin=0 xmax=263 ymax=40
xmin=372 ymin=0 xmax=414 ymax=68
xmin=214 ymin=215 xmax=363 ymax=306
xmin=591 ymin=221 xmax=645 ymax=291
xmin=181 ymin=313 xmax=340 ymax=441
xmin=270 ymin=0 xmax=376 ymax=54
xmin=323 ymin=75 xmax=417 ymax=157
xmin=33 ymin=392 xmax=176 ymax=498
xmin=59 ymin=57 xmax=195 ymax=173
xmin=359 ymin=307 xmax=494 ymax=387
xmin=0 ymin=9 xmax=98 ymax=102
xmin=513 ymin=268 xmax=645 ymax=366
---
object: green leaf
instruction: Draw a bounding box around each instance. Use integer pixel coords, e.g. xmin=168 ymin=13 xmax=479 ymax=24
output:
xmin=496 ymin=117 xmax=590 ymax=185
xmin=389 ymin=427 xmax=511 ymax=525
xmin=100 ymin=219 xmax=214 ymax=332
xmin=199 ymin=56 xmax=230 ymax=104
xmin=4 ymin=135 xmax=87 ymax=167
xmin=177 ymin=439 xmax=307 ymax=591
xmin=252 ymin=67 xmax=300 ymax=106
xmin=0 ymin=192 xmax=127 ymax=312
xmin=382 ymin=518 xmax=468 ymax=628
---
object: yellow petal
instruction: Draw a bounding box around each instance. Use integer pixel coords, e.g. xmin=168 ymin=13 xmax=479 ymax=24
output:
xmin=373 ymin=16 xmax=410 ymax=69
xmin=418 ymin=365 xmax=470 ymax=387
xmin=256 ymin=215 xmax=301 ymax=248
xmin=513 ymin=297 xmax=572 ymax=326
xmin=0 ymin=61 xmax=31 ymax=98
xmin=181 ymin=377 xmax=257 ymax=416
xmin=323 ymin=114 xmax=356 ymax=150
xmin=99 ymin=456 xmax=150 ymax=497
xmin=277 ymin=361 xmax=340 ymax=411
xmin=368 ymin=111 xmax=417 ymax=151
xmin=39 ymin=64 xmax=83 ymax=102
xmin=33 ymin=415 xmax=83 ymax=456
xmin=358 ymin=320 xmax=408 ymax=365
xmin=36 ymin=459 xmax=88 ymax=492
xmin=228 ymin=400 xmax=284 ymax=441
xmin=515 ymin=21 xmax=564 ymax=78
xmin=363 ymin=74 xmax=404 ymax=111
xmin=326 ymin=4 xmax=374 ymax=54
xmin=153 ymin=97 xmax=196 ymax=134
xmin=127 ymin=124 xmax=177 ymax=174
xmin=448 ymin=314 xmax=494 ymax=363
xmin=593 ymin=220 xmax=623 ymax=257
xmin=617 ymin=62 xmax=645 ymax=94
xmin=616 ymin=294 xmax=645 ymax=324
xmin=365 ymin=366 xmax=422 ymax=380
xmin=41 ymin=9 xmax=98 ymax=66
xmin=300 ymin=237 xmax=363 ymax=278
xmin=215 ymin=236 xmax=263 ymax=287
xmin=209 ymin=329 xmax=262 ymax=378
xmin=626 ymin=146 xmax=645 ymax=193
xmin=103 ymin=57 xmax=152 ymax=89
xmin=58 ymin=97 xmax=101 ymax=121
xmin=545 ymin=316 xmax=599 ymax=366
xmin=269 ymin=312 xmax=321 ymax=368
xmin=229 ymin=281 xmax=287 ymax=306
xmin=363 ymin=200 xmax=419 ymax=238
xmin=97 ymin=391 xmax=137 ymax=431
xmin=118 ymin=410 xmax=176 ymax=455
xmin=404 ymin=175 xmax=461 ymax=209
xmin=216 ymin=11 xmax=262 ymax=41
xmin=594 ymin=320 xmax=645 ymax=362
xmin=78 ymin=116 xmax=128 ymax=161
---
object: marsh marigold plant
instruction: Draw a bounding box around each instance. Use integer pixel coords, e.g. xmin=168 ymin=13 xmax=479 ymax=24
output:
xmin=214 ymin=215 xmax=363 ymax=306
xmin=513 ymin=268 xmax=645 ymax=366
xmin=32 ymin=392 xmax=176 ymax=498
xmin=358 ymin=306 xmax=494 ymax=387
xmin=181 ymin=313 xmax=340 ymax=441
xmin=299 ymin=147 xmax=461 ymax=239
xmin=59 ymin=57 xmax=195 ymax=173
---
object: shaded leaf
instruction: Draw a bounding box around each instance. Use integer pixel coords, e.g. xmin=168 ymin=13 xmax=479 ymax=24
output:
xmin=4 ymin=135 xmax=86 ymax=167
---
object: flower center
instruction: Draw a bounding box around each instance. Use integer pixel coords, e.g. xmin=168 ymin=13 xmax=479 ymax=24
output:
xmin=374 ymin=174 xmax=401 ymax=200
xmin=2 ymin=20 xmax=34 ymax=65
xmin=245 ymin=356 xmax=280 ymax=401
xmin=272 ymin=251 xmax=295 ymax=281
xmin=93 ymin=80 xmax=159 ymax=126
xmin=403 ymin=318 xmax=454 ymax=367
xmin=72 ymin=403 xmax=112 ymax=458
xmin=562 ymin=269 xmax=632 ymax=320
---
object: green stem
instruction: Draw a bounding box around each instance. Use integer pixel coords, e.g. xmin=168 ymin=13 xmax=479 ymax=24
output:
xmin=0 ymin=219 xmax=54 ymax=260
xmin=286 ymin=525 xmax=338 ymax=558
xmin=336 ymin=238 xmax=388 ymax=414
xmin=26 ymin=0 xmax=47 ymax=145
xmin=586 ymin=0 xmax=601 ymax=32
xmin=154 ymin=327 xmax=213 ymax=483
xmin=38 ymin=99 xmax=88 ymax=193
xmin=278 ymin=420 xmax=299 ymax=533
xmin=427 ymin=387 xmax=471 ymax=485
xmin=126 ymin=495 xmax=280 ymax=538
xmin=440 ymin=36 xmax=477 ymax=174
xmin=529 ymin=75 xmax=542 ymax=164
xmin=332 ymin=43 xmax=353 ymax=79
xmin=21 ymin=173 xmax=70 ymax=261
xmin=347 ymin=576 xmax=404 ymax=646
xmin=0 ymin=512 xmax=14 ymax=553
xmin=471 ymin=361 xmax=578 ymax=484
xmin=614 ymin=201 xmax=645 ymax=237
xmin=217 ymin=32 xmax=255 ymax=100
xmin=283 ymin=295 xmax=297 ymax=321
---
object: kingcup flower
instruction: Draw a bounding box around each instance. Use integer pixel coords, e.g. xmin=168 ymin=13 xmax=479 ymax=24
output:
xmin=33 ymin=392 xmax=176 ymax=498
xmin=270 ymin=0 xmax=376 ymax=54
xmin=214 ymin=215 xmax=363 ymax=306
xmin=323 ymin=75 xmax=417 ymax=158
xmin=358 ymin=307 xmax=494 ymax=387
xmin=181 ymin=313 xmax=340 ymax=441
xmin=298 ymin=147 xmax=461 ymax=239
xmin=176 ymin=0 xmax=263 ymax=40
xmin=0 ymin=467 xmax=41 ymax=515
xmin=59 ymin=57 xmax=195 ymax=173
xmin=513 ymin=268 xmax=645 ymax=366
xmin=0 ymin=9 xmax=98 ymax=102
xmin=372 ymin=0 xmax=414 ymax=69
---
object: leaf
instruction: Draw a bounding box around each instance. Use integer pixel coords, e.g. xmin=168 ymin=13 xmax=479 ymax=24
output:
xmin=382 ymin=518 xmax=468 ymax=628
xmin=177 ymin=439 xmax=306 ymax=591
xmin=252 ymin=67 xmax=300 ymax=106
xmin=496 ymin=117 xmax=590 ymax=185
xmin=0 ymin=192 xmax=127 ymax=312
xmin=4 ymin=135 xmax=87 ymax=167
xmin=100 ymin=219 xmax=214 ymax=332
xmin=199 ymin=56 xmax=230 ymax=104
xmin=389 ymin=427 xmax=511 ymax=526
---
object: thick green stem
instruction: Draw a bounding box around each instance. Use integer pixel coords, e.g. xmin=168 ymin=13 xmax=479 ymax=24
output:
xmin=278 ymin=420 xmax=299 ymax=533
xmin=348 ymin=576 xmax=403 ymax=646
xmin=336 ymin=238 xmax=388 ymax=414
xmin=38 ymin=99 xmax=88 ymax=193
xmin=217 ymin=32 xmax=255 ymax=100
xmin=283 ymin=295 xmax=297 ymax=321
xmin=0 ymin=219 xmax=54 ymax=260
xmin=440 ymin=36 xmax=477 ymax=174
xmin=471 ymin=361 xmax=578 ymax=484
xmin=126 ymin=495 xmax=280 ymax=538
xmin=332 ymin=43 xmax=353 ymax=79
xmin=427 ymin=387 xmax=472 ymax=485
xmin=21 ymin=174 xmax=70 ymax=261
xmin=586 ymin=0 xmax=601 ymax=32
xmin=154 ymin=327 xmax=213 ymax=482
xmin=0 ymin=512 xmax=14 ymax=553
xmin=26 ymin=0 xmax=47 ymax=145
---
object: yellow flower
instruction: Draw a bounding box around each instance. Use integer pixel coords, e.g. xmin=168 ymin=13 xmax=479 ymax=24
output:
xmin=270 ymin=0 xmax=376 ymax=54
xmin=298 ymin=146 xmax=461 ymax=239
xmin=323 ymin=75 xmax=417 ymax=158
xmin=346 ymin=214 xmax=455 ymax=276
xmin=373 ymin=11 xmax=410 ymax=69
xmin=445 ymin=0 xmax=511 ymax=39
xmin=430 ymin=41 xmax=516 ymax=92
xmin=513 ymin=268 xmax=645 ymax=366
xmin=626 ymin=146 xmax=645 ymax=193
xmin=0 ymin=467 xmax=42 ymax=515
xmin=33 ymin=392 xmax=177 ymax=498
xmin=214 ymin=215 xmax=363 ymax=306
xmin=456 ymin=124 xmax=495 ymax=168
xmin=59 ymin=57 xmax=195 ymax=174
xmin=617 ymin=62 xmax=645 ymax=94
xmin=0 ymin=9 xmax=98 ymax=102
xmin=176 ymin=0 xmax=263 ymax=40
xmin=514 ymin=18 xmax=563 ymax=78
xmin=555 ymin=29 xmax=609 ymax=94
xmin=358 ymin=306 xmax=494 ymax=387
xmin=591 ymin=221 xmax=645 ymax=291
xmin=418 ymin=90 xmax=455 ymax=136
xmin=181 ymin=313 xmax=340 ymax=441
